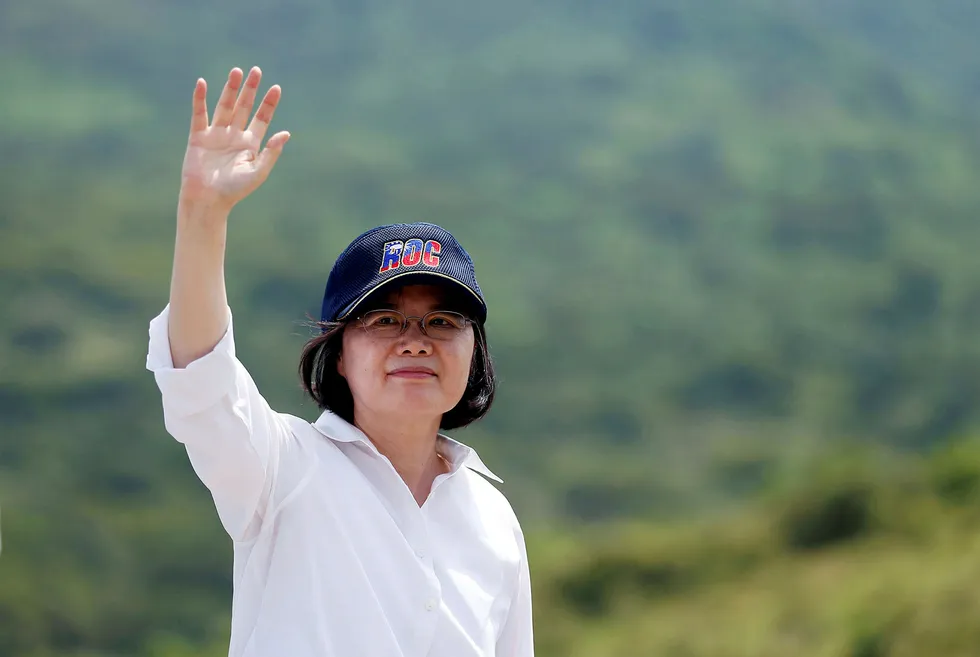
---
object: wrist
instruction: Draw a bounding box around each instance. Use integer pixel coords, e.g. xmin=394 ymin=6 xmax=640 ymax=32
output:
xmin=177 ymin=195 xmax=233 ymax=228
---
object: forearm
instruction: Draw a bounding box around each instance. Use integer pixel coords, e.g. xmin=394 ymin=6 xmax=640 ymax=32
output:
xmin=168 ymin=201 xmax=232 ymax=369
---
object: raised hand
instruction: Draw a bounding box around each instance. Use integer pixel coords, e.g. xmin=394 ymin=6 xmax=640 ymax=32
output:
xmin=179 ymin=67 xmax=290 ymax=213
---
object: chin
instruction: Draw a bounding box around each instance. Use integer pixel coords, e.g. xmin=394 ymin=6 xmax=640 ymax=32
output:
xmin=386 ymin=392 xmax=457 ymax=418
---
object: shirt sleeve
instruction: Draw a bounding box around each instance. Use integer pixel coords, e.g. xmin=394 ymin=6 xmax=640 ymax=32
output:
xmin=146 ymin=304 xmax=291 ymax=541
xmin=496 ymin=527 xmax=534 ymax=657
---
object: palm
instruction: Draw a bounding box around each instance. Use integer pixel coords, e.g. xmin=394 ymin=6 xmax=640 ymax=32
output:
xmin=179 ymin=67 xmax=289 ymax=209
xmin=183 ymin=130 xmax=263 ymax=198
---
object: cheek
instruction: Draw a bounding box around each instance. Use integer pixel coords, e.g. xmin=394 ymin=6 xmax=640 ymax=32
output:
xmin=444 ymin=339 xmax=477 ymax=392
xmin=340 ymin=336 xmax=383 ymax=394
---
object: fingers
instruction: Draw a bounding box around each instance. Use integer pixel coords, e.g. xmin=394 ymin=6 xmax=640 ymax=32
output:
xmin=189 ymin=78 xmax=209 ymax=135
xmin=265 ymin=130 xmax=290 ymax=151
xmin=255 ymin=130 xmax=291 ymax=178
xmin=211 ymin=68 xmax=244 ymax=127
xmin=231 ymin=67 xmax=262 ymax=130
xmin=247 ymin=85 xmax=282 ymax=143
xmin=196 ymin=67 xmax=282 ymax=141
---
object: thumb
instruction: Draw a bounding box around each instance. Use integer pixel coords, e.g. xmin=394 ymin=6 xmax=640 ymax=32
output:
xmin=255 ymin=131 xmax=290 ymax=177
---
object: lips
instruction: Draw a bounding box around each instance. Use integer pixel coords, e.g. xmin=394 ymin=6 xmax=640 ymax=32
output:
xmin=388 ymin=366 xmax=437 ymax=378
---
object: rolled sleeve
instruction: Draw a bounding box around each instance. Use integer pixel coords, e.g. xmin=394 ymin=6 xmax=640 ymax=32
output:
xmin=146 ymin=305 xmax=289 ymax=540
xmin=146 ymin=305 xmax=239 ymax=419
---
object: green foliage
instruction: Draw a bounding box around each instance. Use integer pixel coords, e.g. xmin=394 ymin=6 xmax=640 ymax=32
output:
xmin=547 ymin=519 xmax=772 ymax=617
xmin=927 ymin=441 xmax=980 ymax=504
xmin=779 ymin=482 xmax=874 ymax=551
xmin=528 ymin=444 xmax=980 ymax=656
xmin=4 ymin=0 xmax=980 ymax=654
xmin=774 ymin=458 xmax=882 ymax=551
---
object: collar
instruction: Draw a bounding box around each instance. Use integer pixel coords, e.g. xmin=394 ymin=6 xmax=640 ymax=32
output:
xmin=312 ymin=411 xmax=503 ymax=483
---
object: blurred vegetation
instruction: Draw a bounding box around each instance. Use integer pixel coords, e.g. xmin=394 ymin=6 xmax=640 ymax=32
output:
xmin=3 ymin=0 xmax=980 ymax=654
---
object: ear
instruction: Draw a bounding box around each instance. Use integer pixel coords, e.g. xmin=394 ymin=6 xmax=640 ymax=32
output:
xmin=337 ymin=352 xmax=346 ymax=378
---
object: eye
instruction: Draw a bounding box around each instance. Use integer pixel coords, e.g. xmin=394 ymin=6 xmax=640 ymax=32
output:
xmin=363 ymin=311 xmax=402 ymax=327
xmin=426 ymin=312 xmax=467 ymax=329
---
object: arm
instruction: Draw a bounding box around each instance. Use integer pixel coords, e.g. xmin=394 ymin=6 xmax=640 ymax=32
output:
xmin=496 ymin=529 xmax=534 ymax=657
xmin=149 ymin=67 xmax=291 ymax=541
xmin=169 ymin=66 xmax=288 ymax=367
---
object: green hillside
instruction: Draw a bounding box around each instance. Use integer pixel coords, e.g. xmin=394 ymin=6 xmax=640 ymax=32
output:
xmin=3 ymin=0 xmax=980 ymax=654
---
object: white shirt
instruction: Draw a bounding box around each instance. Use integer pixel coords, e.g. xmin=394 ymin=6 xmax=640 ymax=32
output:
xmin=146 ymin=306 xmax=533 ymax=657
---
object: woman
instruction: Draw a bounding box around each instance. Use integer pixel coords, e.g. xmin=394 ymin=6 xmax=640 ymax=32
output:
xmin=146 ymin=66 xmax=533 ymax=657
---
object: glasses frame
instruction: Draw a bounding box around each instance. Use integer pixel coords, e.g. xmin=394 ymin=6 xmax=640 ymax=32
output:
xmin=355 ymin=309 xmax=474 ymax=340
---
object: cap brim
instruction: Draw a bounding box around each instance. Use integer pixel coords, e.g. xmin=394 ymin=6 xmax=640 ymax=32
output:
xmin=338 ymin=271 xmax=487 ymax=322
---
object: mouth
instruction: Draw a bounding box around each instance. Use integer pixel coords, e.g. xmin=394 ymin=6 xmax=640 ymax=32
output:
xmin=388 ymin=367 xmax=437 ymax=379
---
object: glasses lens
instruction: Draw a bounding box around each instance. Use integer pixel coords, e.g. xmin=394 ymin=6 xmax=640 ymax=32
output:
xmin=361 ymin=310 xmax=405 ymax=336
xmin=424 ymin=311 xmax=468 ymax=337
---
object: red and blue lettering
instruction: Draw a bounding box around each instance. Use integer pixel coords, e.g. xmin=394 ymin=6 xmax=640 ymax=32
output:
xmin=422 ymin=240 xmax=441 ymax=267
xmin=380 ymin=238 xmax=443 ymax=273
xmin=401 ymin=239 xmax=424 ymax=267
xmin=379 ymin=241 xmax=404 ymax=273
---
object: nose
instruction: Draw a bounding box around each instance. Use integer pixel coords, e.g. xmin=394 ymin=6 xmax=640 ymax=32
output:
xmin=397 ymin=319 xmax=431 ymax=355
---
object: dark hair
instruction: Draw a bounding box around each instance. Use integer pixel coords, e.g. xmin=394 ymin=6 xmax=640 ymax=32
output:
xmin=298 ymin=316 xmax=496 ymax=431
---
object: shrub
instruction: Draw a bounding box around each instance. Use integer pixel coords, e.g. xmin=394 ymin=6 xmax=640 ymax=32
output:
xmin=779 ymin=481 xmax=875 ymax=551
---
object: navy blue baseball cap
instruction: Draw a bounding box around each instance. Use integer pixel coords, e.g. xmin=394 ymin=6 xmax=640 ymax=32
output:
xmin=320 ymin=222 xmax=487 ymax=324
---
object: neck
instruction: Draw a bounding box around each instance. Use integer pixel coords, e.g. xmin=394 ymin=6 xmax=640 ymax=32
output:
xmin=353 ymin=409 xmax=448 ymax=505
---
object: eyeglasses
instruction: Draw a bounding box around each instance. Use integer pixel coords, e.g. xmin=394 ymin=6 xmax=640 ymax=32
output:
xmin=356 ymin=309 xmax=473 ymax=340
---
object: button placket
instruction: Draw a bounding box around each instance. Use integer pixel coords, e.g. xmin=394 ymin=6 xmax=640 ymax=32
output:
xmin=414 ymin=508 xmax=435 ymax=566
xmin=417 ymin=512 xmax=441 ymax=618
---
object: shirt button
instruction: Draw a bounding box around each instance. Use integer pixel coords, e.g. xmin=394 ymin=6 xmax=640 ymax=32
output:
xmin=425 ymin=599 xmax=437 ymax=612
xmin=416 ymin=550 xmax=426 ymax=560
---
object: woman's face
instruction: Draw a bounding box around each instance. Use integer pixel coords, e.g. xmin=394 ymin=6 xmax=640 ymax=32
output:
xmin=338 ymin=284 xmax=476 ymax=425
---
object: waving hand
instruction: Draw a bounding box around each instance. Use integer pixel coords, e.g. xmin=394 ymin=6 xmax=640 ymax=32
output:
xmin=179 ymin=67 xmax=290 ymax=212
